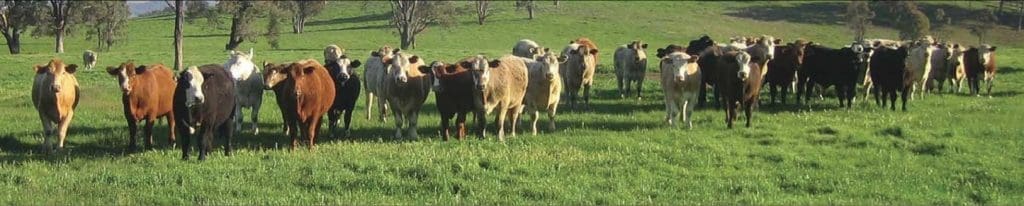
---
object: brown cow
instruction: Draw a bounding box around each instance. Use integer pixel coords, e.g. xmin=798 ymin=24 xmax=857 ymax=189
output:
xmin=106 ymin=62 xmax=177 ymax=150
xmin=560 ymin=38 xmax=599 ymax=109
xmin=468 ymin=55 xmax=529 ymax=141
xmin=32 ymin=59 xmax=80 ymax=153
xmin=262 ymin=59 xmax=336 ymax=150
xmin=717 ymin=51 xmax=762 ymax=128
xmin=427 ymin=60 xmax=475 ymax=140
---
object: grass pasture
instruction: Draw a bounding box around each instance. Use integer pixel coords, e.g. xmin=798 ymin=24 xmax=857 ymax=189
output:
xmin=1 ymin=1 xmax=1023 ymax=204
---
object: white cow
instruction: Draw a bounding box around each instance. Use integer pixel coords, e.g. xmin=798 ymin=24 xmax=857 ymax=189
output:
xmin=659 ymin=51 xmax=701 ymax=128
xmin=513 ymin=39 xmax=542 ymax=59
xmin=522 ymin=49 xmax=563 ymax=135
xmin=364 ymin=46 xmax=393 ymax=122
xmin=224 ymin=48 xmax=263 ymax=134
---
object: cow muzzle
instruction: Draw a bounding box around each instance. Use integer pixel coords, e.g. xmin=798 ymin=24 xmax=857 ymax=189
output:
xmin=738 ymin=71 xmax=749 ymax=81
xmin=545 ymin=73 xmax=555 ymax=80
xmin=51 ymin=84 xmax=61 ymax=93
xmin=397 ymin=76 xmax=408 ymax=83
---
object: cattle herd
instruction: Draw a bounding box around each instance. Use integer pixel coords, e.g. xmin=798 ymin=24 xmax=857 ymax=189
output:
xmin=28 ymin=35 xmax=1000 ymax=160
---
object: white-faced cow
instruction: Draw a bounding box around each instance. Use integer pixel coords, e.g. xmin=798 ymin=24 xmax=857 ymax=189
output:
xmin=469 ymin=55 xmax=529 ymax=141
xmin=323 ymin=45 xmax=362 ymax=138
xmin=523 ymin=49 xmax=564 ymax=135
xmin=613 ymin=40 xmax=649 ymax=99
xmin=32 ymin=59 xmax=80 ymax=153
xmin=174 ymin=64 xmax=236 ymax=160
xmin=380 ymin=50 xmax=432 ymax=139
xmin=364 ymin=46 xmax=394 ymax=122
xmin=658 ymin=50 xmax=701 ymax=128
xmin=224 ymin=48 xmax=263 ymax=134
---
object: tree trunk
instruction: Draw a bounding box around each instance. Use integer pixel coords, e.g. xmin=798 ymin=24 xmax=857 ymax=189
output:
xmin=96 ymin=27 xmax=103 ymax=51
xmin=554 ymin=0 xmax=559 ymax=6
xmin=527 ymin=0 xmax=534 ymax=20
xmin=174 ymin=0 xmax=184 ymax=71
xmin=399 ymin=29 xmax=413 ymax=50
xmin=292 ymin=13 xmax=306 ymax=34
xmin=55 ymin=30 xmax=64 ymax=53
xmin=1019 ymin=1 xmax=1023 ymax=31
xmin=297 ymin=17 xmax=305 ymax=34
xmin=3 ymin=32 xmax=21 ymax=54
xmin=999 ymin=0 xmax=1005 ymax=16
xmin=477 ymin=0 xmax=488 ymax=25
xmin=225 ymin=17 xmax=244 ymax=50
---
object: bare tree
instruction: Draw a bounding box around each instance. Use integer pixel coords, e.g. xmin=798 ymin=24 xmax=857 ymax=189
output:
xmin=554 ymin=0 xmax=559 ymax=6
xmin=0 ymin=0 xmax=43 ymax=54
xmin=515 ymin=0 xmax=535 ymax=20
xmin=389 ymin=0 xmax=455 ymax=50
xmin=1019 ymin=0 xmax=1023 ymax=31
xmin=173 ymin=0 xmax=184 ymax=71
xmin=285 ymin=0 xmax=325 ymax=34
xmin=845 ymin=1 xmax=874 ymax=42
xmin=969 ymin=9 xmax=998 ymax=44
xmin=48 ymin=0 xmax=74 ymax=53
xmin=219 ymin=1 xmax=258 ymax=50
xmin=79 ymin=1 xmax=129 ymax=51
xmin=476 ymin=0 xmax=490 ymax=25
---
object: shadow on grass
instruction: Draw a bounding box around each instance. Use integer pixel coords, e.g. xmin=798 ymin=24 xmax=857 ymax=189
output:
xmin=724 ymin=2 xmax=846 ymax=25
xmin=999 ymin=67 xmax=1022 ymax=75
xmin=0 ymin=126 xmax=135 ymax=163
xmin=306 ymin=12 xmax=392 ymax=26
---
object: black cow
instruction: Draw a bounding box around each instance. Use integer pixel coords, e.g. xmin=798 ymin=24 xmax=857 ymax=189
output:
xmin=174 ymin=64 xmax=237 ymax=161
xmin=796 ymin=43 xmax=870 ymax=108
xmin=716 ymin=51 xmax=762 ymax=128
xmin=869 ymin=46 xmax=909 ymax=111
xmin=325 ymin=56 xmax=362 ymax=138
xmin=686 ymin=35 xmax=723 ymax=107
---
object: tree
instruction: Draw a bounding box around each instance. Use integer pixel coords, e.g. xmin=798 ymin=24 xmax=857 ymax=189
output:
xmin=167 ymin=0 xmax=184 ymax=71
xmin=265 ymin=2 xmax=289 ymax=49
xmin=515 ymin=0 xmax=535 ymax=20
xmin=1018 ymin=0 xmax=1023 ymax=31
xmin=78 ymin=1 xmax=129 ymax=51
xmin=389 ymin=0 xmax=456 ymax=50
xmin=46 ymin=0 xmax=75 ymax=53
xmin=283 ymin=0 xmax=325 ymax=34
xmin=969 ymin=9 xmax=998 ymax=44
xmin=218 ymin=1 xmax=260 ymax=50
xmin=184 ymin=0 xmax=219 ymax=28
xmin=476 ymin=0 xmax=491 ymax=25
xmin=0 ymin=0 xmax=44 ymax=54
xmin=845 ymin=1 xmax=874 ymax=42
xmin=932 ymin=8 xmax=951 ymax=40
xmin=881 ymin=1 xmax=929 ymax=41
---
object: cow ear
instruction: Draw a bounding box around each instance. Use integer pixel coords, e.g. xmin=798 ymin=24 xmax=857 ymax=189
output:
xmin=303 ymin=65 xmax=316 ymax=74
xmin=106 ymin=66 xmax=120 ymax=75
xmin=529 ymin=47 xmax=538 ymax=54
xmin=349 ymin=60 xmax=362 ymax=68
xmin=459 ymin=61 xmax=474 ymax=70
xmin=417 ymin=65 xmax=431 ymax=74
xmin=488 ymin=60 xmax=501 ymax=68
xmin=34 ymin=65 xmax=47 ymax=74
xmin=263 ymin=61 xmax=270 ymax=68
xmin=589 ymin=49 xmax=599 ymax=55
xmin=773 ymin=38 xmax=782 ymax=45
xmin=371 ymin=51 xmax=380 ymax=57
xmin=688 ymin=55 xmax=700 ymax=63
xmin=989 ymin=46 xmax=997 ymax=52
xmin=134 ymin=65 xmax=147 ymax=74
xmin=543 ymin=47 xmax=550 ymax=53
xmin=409 ymin=56 xmax=420 ymax=64
xmin=641 ymin=44 xmax=648 ymax=49
xmin=392 ymin=49 xmax=401 ymax=55
xmin=66 ymin=64 xmax=79 ymax=74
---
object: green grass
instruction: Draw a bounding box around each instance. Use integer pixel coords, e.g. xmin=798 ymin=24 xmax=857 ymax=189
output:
xmin=1 ymin=1 xmax=1023 ymax=204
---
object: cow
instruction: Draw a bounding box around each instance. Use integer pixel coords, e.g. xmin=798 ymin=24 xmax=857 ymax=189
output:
xmin=513 ymin=39 xmax=542 ymax=59
xmin=523 ymin=50 xmax=564 ymax=135
xmin=560 ymin=38 xmax=598 ymax=110
xmin=262 ymin=59 xmax=336 ymax=149
xmin=717 ymin=51 xmax=762 ymax=128
xmin=469 ymin=55 xmax=529 ymax=141
xmin=379 ymin=50 xmax=431 ymax=139
xmin=745 ymin=35 xmax=776 ymax=79
xmin=106 ymin=62 xmax=176 ymax=151
xmin=765 ymin=40 xmax=806 ymax=104
xmin=947 ymin=44 xmax=967 ymax=93
xmin=174 ymin=64 xmax=236 ymax=160
xmin=964 ymin=44 xmax=998 ymax=97
xmin=796 ymin=43 xmax=870 ymax=108
xmin=925 ymin=43 xmax=952 ymax=93
xmin=658 ymin=50 xmax=701 ymax=128
xmin=685 ymin=35 xmax=722 ymax=107
xmin=869 ymin=46 xmax=910 ymax=111
xmin=83 ymin=50 xmax=97 ymax=71
xmin=613 ymin=40 xmax=649 ymax=99
xmin=224 ymin=49 xmax=263 ymax=134
xmin=323 ymin=46 xmax=362 ymax=138
xmin=904 ymin=39 xmax=934 ymax=100
xmin=428 ymin=60 xmax=477 ymax=141
xmin=32 ymin=59 xmax=80 ymax=153
xmin=364 ymin=46 xmax=393 ymax=122
xmin=262 ymin=62 xmax=298 ymax=139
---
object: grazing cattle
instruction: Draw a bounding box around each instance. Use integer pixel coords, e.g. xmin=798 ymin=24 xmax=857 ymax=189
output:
xmin=925 ymin=43 xmax=952 ymax=93
xmin=947 ymin=45 xmax=967 ymax=93
xmin=83 ymin=50 xmax=97 ymax=70
xmin=523 ymin=50 xmax=564 ymax=135
xmin=262 ymin=59 xmax=336 ymax=149
xmin=964 ymin=44 xmax=998 ymax=96
xmin=106 ymin=62 xmax=176 ymax=150
xmin=658 ymin=50 xmax=701 ymax=128
xmin=428 ymin=60 xmax=477 ymax=141
xmin=869 ymin=46 xmax=910 ymax=111
xmin=513 ymin=39 xmax=542 ymax=59
xmin=174 ymin=65 xmax=236 ymax=160
xmin=32 ymin=59 xmax=80 ymax=153
xmin=613 ymin=40 xmax=649 ymax=99
xmin=904 ymin=39 xmax=934 ymax=99
xmin=224 ymin=49 xmax=263 ymax=134
xmin=380 ymin=51 xmax=431 ymax=139
xmin=716 ymin=51 xmax=762 ymax=128
xmin=323 ymin=48 xmax=362 ymax=138
xmin=262 ymin=63 xmax=298 ymax=138
xmin=560 ymin=38 xmax=598 ymax=109
xmin=364 ymin=46 xmax=393 ymax=122
xmin=765 ymin=40 xmax=806 ymax=104
xmin=470 ymin=55 xmax=529 ymax=141
xmin=796 ymin=44 xmax=870 ymax=108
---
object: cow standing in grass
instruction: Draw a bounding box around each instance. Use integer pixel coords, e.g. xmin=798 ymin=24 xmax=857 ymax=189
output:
xmin=428 ymin=60 xmax=477 ymax=141
xmin=263 ymin=60 xmax=336 ymax=149
xmin=964 ymin=44 xmax=998 ymax=97
xmin=523 ymin=50 xmax=564 ymax=135
xmin=106 ymin=62 xmax=177 ymax=151
xmin=175 ymin=65 xmax=236 ymax=160
xmin=658 ymin=50 xmax=701 ymax=128
xmin=32 ymin=59 xmax=80 ymax=153
xmin=224 ymin=49 xmax=263 ymax=134
xmin=470 ymin=55 xmax=529 ymax=141
xmin=717 ymin=51 xmax=762 ymax=128
xmin=560 ymin=38 xmax=598 ymax=110
xmin=83 ymin=50 xmax=97 ymax=71
xmin=323 ymin=45 xmax=362 ymax=138
xmin=380 ymin=51 xmax=432 ymax=140
xmin=947 ymin=44 xmax=967 ymax=93
xmin=364 ymin=46 xmax=393 ymax=122
xmin=869 ymin=46 xmax=910 ymax=111
xmin=614 ymin=40 xmax=648 ymax=99
xmin=926 ymin=43 xmax=952 ymax=93
xmin=765 ymin=40 xmax=806 ymax=105
xmin=904 ymin=38 xmax=934 ymax=100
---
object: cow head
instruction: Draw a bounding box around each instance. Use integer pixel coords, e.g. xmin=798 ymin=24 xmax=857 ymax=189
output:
xmin=180 ymin=66 xmax=206 ymax=107
xmin=735 ymin=51 xmax=752 ymax=81
xmin=537 ymin=48 xmax=562 ymax=80
xmin=656 ymin=44 xmax=686 ymax=59
xmin=628 ymin=40 xmax=649 ymax=69
xmin=756 ymin=35 xmax=776 ymax=60
xmin=324 ymin=44 xmax=344 ymax=64
xmin=35 ymin=59 xmax=79 ymax=94
xmin=464 ymin=55 xmax=495 ymax=91
xmin=106 ymin=62 xmax=147 ymax=95
xmin=427 ymin=61 xmax=447 ymax=93
xmin=388 ymin=50 xmax=422 ymax=85
xmin=262 ymin=61 xmax=290 ymax=89
xmin=661 ymin=52 xmax=698 ymax=82
xmin=948 ymin=44 xmax=965 ymax=69
xmin=686 ymin=35 xmax=715 ymax=55
xmin=332 ymin=55 xmax=361 ymax=84
xmin=850 ymin=43 xmax=873 ymax=66
xmin=224 ymin=48 xmax=257 ymax=81
xmin=979 ymin=44 xmax=996 ymax=66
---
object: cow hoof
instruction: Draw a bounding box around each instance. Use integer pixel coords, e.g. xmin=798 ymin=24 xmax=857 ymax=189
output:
xmin=344 ymin=130 xmax=352 ymax=138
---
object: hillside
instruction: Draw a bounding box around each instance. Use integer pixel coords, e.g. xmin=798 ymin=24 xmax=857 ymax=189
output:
xmin=0 ymin=1 xmax=1022 ymax=204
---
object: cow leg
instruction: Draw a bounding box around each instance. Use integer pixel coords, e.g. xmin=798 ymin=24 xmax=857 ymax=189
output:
xmin=38 ymin=114 xmax=54 ymax=153
xmin=441 ymin=112 xmax=453 ymax=141
xmin=529 ymin=108 xmax=539 ymax=136
xmin=583 ymin=84 xmax=592 ymax=110
xmin=407 ymin=110 xmax=420 ymax=140
xmin=392 ymin=110 xmax=404 ymax=140
xmin=495 ymin=109 xmax=507 ymax=142
xmin=251 ymin=104 xmax=260 ymax=135
xmin=665 ymin=99 xmax=678 ymax=125
xmin=379 ymin=99 xmax=389 ymax=123
xmin=510 ymin=106 xmax=524 ymax=138
xmin=547 ymin=104 xmax=558 ymax=132
xmin=57 ymin=111 xmax=74 ymax=151
xmin=456 ymin=112 xmax=468 ymax=140
xmin=222 ymin=119 xmax=235 ymax=156
xmin=366 ymin=93 xmax=374 ymax=120
xmin=327 ymin=109 xmax=340 ymax=139
xmin=167 ymin=113 xmax=176 ymax=148
xmin=768 ymin=84 xmax=777 ymax=105
xmin=474 ymin=110 xmax=487 ymax=138
xmin=343 ymin=109 xmax=354 ymax=138
xmin=636 ymin=78 xmax=644 ymax=100
xmin=199 ymin=126 xmax=212 ymax=161
xmin=289 ymin=120 xmax=299 ymax=150
xmin=697 ymin=83 xmax=708 ymax=107
xmin=308 ymin=118 xmax=321 ymax=150
xmin=985 ymin=76 xmax=994 ymax=97
xmin=178 ymin=123 xmax=190 ymax=160
xmin=127 ymin=118 xmax=139 ymax=151
xmin=144 ymin=118 xmax=156 ymax=150
xmin=901 ymin=86 xmax=910 ymax=111
xmin=234 ymin=104 xmax=243 ymax=132
xmin=616 ymin=73 xmax=625 ymax=98
xmin=684 ymin=97 xmax=697 ymax=129
xmin=725 ymin=101 xmax=736 ymax=129
xmin=744 ymin=101 xmax=753 ymax=128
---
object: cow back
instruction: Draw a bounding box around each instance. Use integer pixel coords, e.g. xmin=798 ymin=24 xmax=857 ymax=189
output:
xmin=290 ymin=60 xmax=336 ymax=121
xmin=483 ymin=56 xmax=529 ymax=112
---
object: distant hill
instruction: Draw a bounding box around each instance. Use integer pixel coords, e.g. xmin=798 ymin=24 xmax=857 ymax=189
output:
xmin=127 ymin=1 xmax=169 ymax=17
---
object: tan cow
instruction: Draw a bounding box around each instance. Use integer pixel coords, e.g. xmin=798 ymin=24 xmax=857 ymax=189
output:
xmin=380 ymin=50 xmax=431 ymax=139
xmin=560 ymin=38 xmax=598 ymax=109
xmin=614 ymin=40 xmax=649 ymax=99
xmin=522 ymin=50 xmax=563 ymax=135
xmin=466 ymin=55 xmax=529 ymax=141
xmin=905 ymin=38 xmax=934 ymax=100
xmin=32 ymin=59 xmax=80 ymax=153
xmin=659 ymin=51 xmax=701 ymax=128
xmin=947 ymin=44 xmax=967 ymax=93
